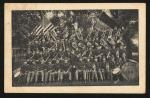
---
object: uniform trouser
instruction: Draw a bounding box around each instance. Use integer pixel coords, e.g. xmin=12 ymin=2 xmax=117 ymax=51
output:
xmin=105 ymin=70 xmax=113 ymax=80
xmin=45 ymin=72 xmax=48 ymax=83
xmin=27 ymin=71 xmax=35 ymax=84
xmin=45 ymin=72 xmax=52 ymax=82
xmin=35 ymin=71 xmax=44 ymax=83
xmin=58 ymin=72 xmax=60 ymax=81
xmin=101 ymin=69 xmax=105 ymax=80
xmin=83 ymin=71 xmax=87 ymax=82
xmin=58 ymin=73 xmax=63 ymax=82
xmin=62 ymin=72 xmax=72 ymax=81
xmin=98 ymin=69 xmax=104 ymax=81
xmin=84 ymin=72 xmax=91 ymax=82
xmin=68 ymin=72 xmax=72 ymax=81
xmin=75 ymin=71 xmax=79 ymax=81
xmin=110 ymin=70 xmax=113 ymax=80
xmin=75 ymin=71 xmax=78 ymax=81
xmin=24 ymin=72 xmax=28 ymax=83
xmin=51 ymin=73 xmax=55 ymax=81
xmin=87 ymin=72 xmax=91 ymax=81
xmin=92 ymin=71 xmax=98 ymax=81
xmin=49 ymin=74 xmax=52 ymax=82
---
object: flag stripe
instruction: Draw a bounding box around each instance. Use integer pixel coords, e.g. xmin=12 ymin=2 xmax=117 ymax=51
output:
xmin=43 ymin=25 xmax=55 ymax=35
xmin=35 ymin=26 xmax=44 ymax=35
xmin=43 ymin=22 xmax=52 ymax=31
xmin=43 ymin=23 xmax=53 ymax=33
xmin=30 ymin=16 xmax=57 ymax=43
xmin=35 ymin=25 xmax=43 ymax=34
xmin=43 ymin=26 xmax=53 ymax=34
xmin=31 ymin=24 xmax=41 ymax=35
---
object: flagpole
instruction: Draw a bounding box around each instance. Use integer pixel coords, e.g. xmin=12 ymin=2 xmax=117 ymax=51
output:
xmin=42 ymin=11 xmax=44 ymax=35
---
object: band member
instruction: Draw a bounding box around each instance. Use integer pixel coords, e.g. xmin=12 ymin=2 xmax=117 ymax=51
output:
xmin=105 ymin=62 xmax=111 ymax=80
xmin=91 ymin=64 xmax=98 ymax=82
xmin=26 ymin=71 xmax=35 ymax=85
xmin=26 ymin=61 xmax=36 ymax=84
xmin=68 ymin=71 xmax=72 ymax=81
xmin=75 ymin=69 xmax=82 ymax=81
xmin=76 ymin=28 xmax=83 ymax=40
xmin=27 ymin=44 xmax=31 ymax=55
xmin=98 ymin=68 xmax=104 ymax=81
xmin=64 ymin=69 xmax=72 ymax=81
xmin=102 ymin=56 xmax=107 ymax=69
xmin=51 ymin=70 xmax=58 ymax=82
xmin=112 ymin=67 xmax=121 ymax=84
xmin=69 ymin=65 xmax=75 ymax=81
xmin=122 ymin=51 xmax=127 ymax=63
xmin=83 ymin=69 xmax=87 ymax=83
xmin=72 ymin=41 xmax=78 ymax=49
xmin=86 ymin=69 xmax=92 ymax=82
xmin=101 ymin=69 xmax=106 ymax=81
xmin=58 ymin=69 xmax=63 ymax=82
xmin=44 ymin=70 xmax=52 ymax=83
xmin=35 ymin=69 xmax=45 ymax=83
xmin=111 ymin=54 xmax=116 ymax=66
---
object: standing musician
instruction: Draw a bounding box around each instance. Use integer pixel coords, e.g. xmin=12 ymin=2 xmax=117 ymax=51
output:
xmin=75 ymin=69 xmax=82 ymax=81
xmin=105 ymin=62 xmax=111 ymax=80
xmin=57 ymin=68 xmax=63 ymax=82
xmin=98 ymin=68 xmax=104 ymax=81
xmin=91 ymin=64 xmax=98 ymax=82
xmin=83 ymin=68 xmax=87 ymax=83
xmin=112 ymin=66 xmax=122 ymax=84
xmin=86 ymin=69 xmax=92 ymax=82
xmin=26 ymin=61 xmax=36 ymax=84
xmin=51 ymin=69 xmax=58 ymax=82
xmin=34 ymin=60 xmax=46 ymax=83
xmin=44 ymin=69 xmax=53 ymax=83
xmin=70 ymin=65 xmax=76 ymax=81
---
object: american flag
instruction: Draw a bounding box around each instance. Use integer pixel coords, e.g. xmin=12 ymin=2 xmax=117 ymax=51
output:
xmin=30 ymin=22 xmax=43 ymax=35
xmin=30 ymin=12 xmax=57 ymax=42
xmin=43 ymin=22 xmax=56 ymax=35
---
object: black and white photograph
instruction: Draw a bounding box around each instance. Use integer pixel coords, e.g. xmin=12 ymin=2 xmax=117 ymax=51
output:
xmin=4 ymin=3 xmax=146 ymax=93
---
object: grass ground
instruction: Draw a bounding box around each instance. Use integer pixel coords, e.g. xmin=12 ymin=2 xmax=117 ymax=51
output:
xmin=13 ymin=80 xmax=138 ymax=86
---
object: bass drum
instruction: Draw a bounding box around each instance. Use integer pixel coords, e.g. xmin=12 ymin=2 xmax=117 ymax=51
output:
xmin=112 ymin=67 xmax=121 ymax=75
xmin=121 ymin=59 xmax=139 ymax=81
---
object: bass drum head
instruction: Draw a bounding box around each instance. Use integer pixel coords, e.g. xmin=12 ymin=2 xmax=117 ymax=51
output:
xmin=112 ymin=67 xmax=121 ymax=75
xmin=121 ymin=60 xmax=139 ymax=81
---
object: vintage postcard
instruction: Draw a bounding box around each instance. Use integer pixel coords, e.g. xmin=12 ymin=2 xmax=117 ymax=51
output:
xmin=4 ymin=3 xmax=146 ymax=93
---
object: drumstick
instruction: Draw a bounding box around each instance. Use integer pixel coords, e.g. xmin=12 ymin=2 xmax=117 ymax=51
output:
xmin=67 ymin=66 xmax=72 ymax=72
xmin=45 ymin=53 xmax=58 ymax=63
xmin=46 ymin=53 xmax=59 ymax=63
xmin=106 ymin=51 xmax=111 ymax=58
xmin=27 ymin=53 xmax=35 ymax=60
xmin=50 ymin=33 xmax=56 ymax=41
xmin=82 ymin=50 xmax=88 ymax=56
xmin=47 ymin=44 xmax=56 ymax=52
xmin=31 ymin=31 xmax=44 ymax=43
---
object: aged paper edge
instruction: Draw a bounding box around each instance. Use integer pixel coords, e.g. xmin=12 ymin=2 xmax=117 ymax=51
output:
xmin=4 ymin=3 xmax=146 ymax=93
